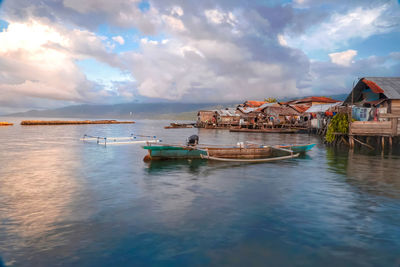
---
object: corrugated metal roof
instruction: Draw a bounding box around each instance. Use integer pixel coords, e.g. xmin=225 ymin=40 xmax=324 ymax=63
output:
xmin=237 ymin=107 xmax=257 ymax=114
xmin=257 ymin=102 xmax=279 ymax=110
xmin=216 ymin=109 xmax=240 ymax=116
xmin=305 ymin=102 xmax=342 ymax=113
xmin=285 ymin=96 xmax=340 ymax=105
xmin=363 ymin=77 xmax=400 ymax=99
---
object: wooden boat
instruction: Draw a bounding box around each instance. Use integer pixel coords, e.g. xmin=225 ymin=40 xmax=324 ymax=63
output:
xmin=143 ymin=143 xmax=299 ymax=162
xmin=275 ymin=143 xmax=316 ymax=153
xmin=229 ymin=128 xmax=299 ymax=133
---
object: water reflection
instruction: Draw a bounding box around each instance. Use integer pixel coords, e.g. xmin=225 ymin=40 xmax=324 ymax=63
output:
xmin=0 ymin=138 xmax=83 ymax=259
xmin=145 ymin=159 xmax=206 ymax=175
xmin=1 ymin=119 xmax=400 ymax=266
xmin=326 ymin=146 xmax=400 ymax=198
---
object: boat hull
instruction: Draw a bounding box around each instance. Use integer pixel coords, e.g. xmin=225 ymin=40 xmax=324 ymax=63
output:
xmin=277 ymin=144 xmax=315 ymax=153
xmin=143 ymin=145 xmax=207 ymax=160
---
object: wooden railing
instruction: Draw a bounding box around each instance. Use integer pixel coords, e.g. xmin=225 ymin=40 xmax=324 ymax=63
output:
xmin=350 ymin=115 xmax=400 ymax=136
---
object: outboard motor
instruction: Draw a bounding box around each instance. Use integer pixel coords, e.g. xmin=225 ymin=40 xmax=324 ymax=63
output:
xmin=187 ymin=135 xmax=199 ymax=146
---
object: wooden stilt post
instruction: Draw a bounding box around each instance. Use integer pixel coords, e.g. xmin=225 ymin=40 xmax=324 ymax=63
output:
xmin=381 ymin=136 xmax=385 ymax=152
xmin=349 ymin=135 xmax=354 ymax=149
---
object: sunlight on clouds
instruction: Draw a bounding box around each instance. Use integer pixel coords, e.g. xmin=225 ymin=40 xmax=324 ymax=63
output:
xmin=112 ymin=35 xmax=125 ymax=45
xmin=161 ymin=15 xmax=185 ymax=32
xmin=329 ymin=50 xmax=357 ymax=67
xmin=277 ymin=34 xmax=288 ymax=46
xmin=204 ymin=9 xmax=238 ymax=26
xmin=0 ymin=19 xmax=128 ymax=109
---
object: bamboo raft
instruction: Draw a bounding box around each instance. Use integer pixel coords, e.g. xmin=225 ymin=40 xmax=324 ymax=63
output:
xmin=164 ymin=123 xmax=194 ymax=129
xmin=21 ymin=120 xmax=135 ymax=125
xmin=0 ymin=122 xmax=13 ymax=126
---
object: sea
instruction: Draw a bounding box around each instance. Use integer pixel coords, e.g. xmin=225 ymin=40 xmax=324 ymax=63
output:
xmin=0 ymin=117 xmax=400 ymax=266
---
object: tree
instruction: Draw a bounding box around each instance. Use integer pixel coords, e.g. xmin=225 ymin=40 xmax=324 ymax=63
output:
xmin=264 ymin=97 xmax=277 ymax=103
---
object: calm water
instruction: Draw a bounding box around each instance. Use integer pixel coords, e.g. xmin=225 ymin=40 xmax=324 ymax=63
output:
xmin=1 ymin=118 xmax=400 ymax=266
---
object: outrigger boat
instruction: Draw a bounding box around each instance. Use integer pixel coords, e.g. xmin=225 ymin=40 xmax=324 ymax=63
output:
xmin=82 ymin=134 xmax=161 ymax=146
xmin=143 ymin=136 xmax=315 ymax=162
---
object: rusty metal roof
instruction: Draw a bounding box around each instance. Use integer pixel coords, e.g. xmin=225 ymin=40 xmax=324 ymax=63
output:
xmin=344 ymin=77 xmax=400 ymax=104
xmin=362 ymin=77 xmax=400 ymax=99
xmin=263 ymin=106 xmax=300 ymax=116
xmin=244 ymin=100 xmax=268 ymax=107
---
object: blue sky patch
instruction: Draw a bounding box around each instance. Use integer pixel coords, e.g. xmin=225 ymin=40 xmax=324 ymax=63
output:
xmin=0 ymin=19 xmax=9 ymax=31
xmin=138 ymin=1 xmax=150 ymax=12
xmin=77 ymin=59 xmax=133 ymax=87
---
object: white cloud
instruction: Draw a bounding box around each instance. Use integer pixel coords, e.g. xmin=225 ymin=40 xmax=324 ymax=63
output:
xmin=204 ymin=9 xmax=238 ymax=27
xmin=277 ymin=34 xmax=288 ymax=46
xmin=0 ymin=19 xmax=124 ymax=110
xmin=112 ymin=36 xmax=125 ymax=45
xmin=329 ymin=49 xmax=357 ymax=66
xmin=285 ymin=5 xmax=391 ymax=52
xmin=171 ymin=6 xmax=184 ymax=17
xmin=161 ymin=15 xmax=186 ymax=32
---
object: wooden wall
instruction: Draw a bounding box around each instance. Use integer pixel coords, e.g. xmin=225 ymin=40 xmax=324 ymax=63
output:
xmin=350 ymin=121 xmax=392 ymax=135
xmin=392 ymin=100 xmax=400 ymax=115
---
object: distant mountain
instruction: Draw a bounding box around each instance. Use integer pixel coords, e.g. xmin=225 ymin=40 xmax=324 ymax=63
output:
xmin=5 ymin=102 xmax=237 ymax=120
xmin=5 ymin=94 xmax=348 ymax=120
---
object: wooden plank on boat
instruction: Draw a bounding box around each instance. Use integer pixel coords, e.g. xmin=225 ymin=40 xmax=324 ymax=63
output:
xmin=200 ymin=153 xmax=299 ymax=162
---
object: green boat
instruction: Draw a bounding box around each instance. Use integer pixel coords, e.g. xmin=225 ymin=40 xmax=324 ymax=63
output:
xmin=276 ymin=143 xmax=316 ymax=153
xmin=143 ymin=144 xmax=207 ymax=160
xmin=143 ymin=139 xmax=315 ymax=161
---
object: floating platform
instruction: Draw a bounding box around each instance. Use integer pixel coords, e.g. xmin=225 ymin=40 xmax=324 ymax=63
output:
xmin=0 ymin=122 xmax=13 ymax=126
xmin=229 ymin=128 xmax=299 ymax=133
xmin=164 ymin=123 xmax=194 ymax=129
xmin=21 ymin=120 xmax=135 ymax=125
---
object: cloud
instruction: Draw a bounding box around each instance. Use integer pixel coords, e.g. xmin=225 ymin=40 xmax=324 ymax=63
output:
xmin=329 ymin=49 xmax=358 ymax=67
xmin=1 ymin=0 xmax=400 ymax=113
xmin=285 ymin=4 xmax=397 ymax=52
xmin=0 ymin=19 xmax=128 ymax=111
xmin=112 ymin=36 xmax=125 ymax=45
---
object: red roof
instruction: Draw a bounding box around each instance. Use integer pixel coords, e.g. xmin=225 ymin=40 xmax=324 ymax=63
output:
xmin=244 ymin=100 xmax=267 ymax=107
xmin=290 ymin=104 xmax=309 ymax=113
xmin=285 ymin=96 xmax=340 ymax=105
xmin=362 ymin=78 xmax=384 ymax=93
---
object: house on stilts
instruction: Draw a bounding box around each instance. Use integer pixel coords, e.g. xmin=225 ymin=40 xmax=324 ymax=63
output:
xmin=343 ymin=77 xmax=400 ymax=148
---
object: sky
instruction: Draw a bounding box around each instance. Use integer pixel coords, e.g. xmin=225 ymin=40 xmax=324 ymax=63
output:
xmin=0 ymin=0 xmax=400 ymax=113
